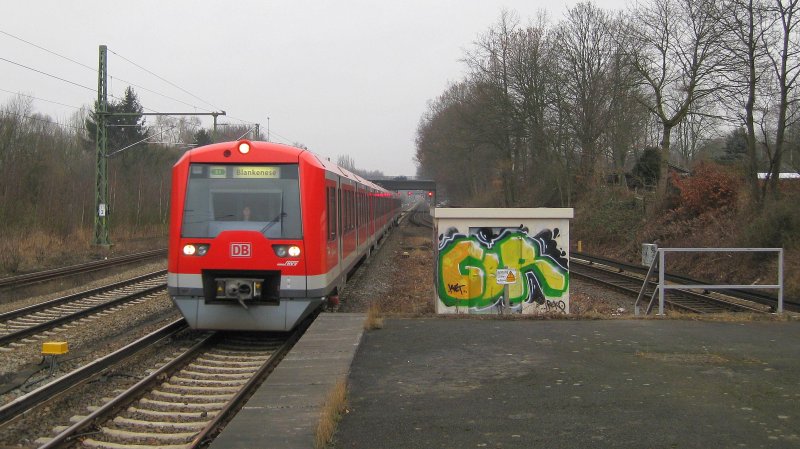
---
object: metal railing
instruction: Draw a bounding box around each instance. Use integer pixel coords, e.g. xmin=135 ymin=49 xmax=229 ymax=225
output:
xmin=635 ymin=248 xmax=784 ymax=316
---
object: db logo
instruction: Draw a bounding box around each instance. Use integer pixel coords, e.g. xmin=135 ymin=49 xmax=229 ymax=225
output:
xmin=230 ymin=243 xmax=252 ymax=257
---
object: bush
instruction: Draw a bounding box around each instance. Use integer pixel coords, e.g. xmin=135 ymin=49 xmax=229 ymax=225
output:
xmin=739 ymin=197 xmax=800 ymax=249
xmin=574 ymin=188 xmax=644 ymax=245
xmin=671 ymin=162 xmax=739 ymax=217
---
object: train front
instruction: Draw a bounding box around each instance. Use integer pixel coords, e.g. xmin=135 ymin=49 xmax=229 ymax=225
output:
xmin=168 ymin=140 xmax=319 ymax=331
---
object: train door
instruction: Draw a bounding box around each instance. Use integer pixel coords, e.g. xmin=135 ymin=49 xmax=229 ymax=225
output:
xmin=357 ymin=187 xmax=367 ymax=249
xmin=325 ymin=178 xmax=339 ymax=276
xmin=341 ymin=182 xmax=356 ymax=258
xmin=368 ymin=190 xmax=375 ymax=238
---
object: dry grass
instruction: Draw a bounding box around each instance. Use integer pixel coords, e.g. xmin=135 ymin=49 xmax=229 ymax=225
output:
xmin=0 ymin=229 xmax=91 ymax=274
xmin=315 ymin=379 xmax=348 ymax=449
xmin=364 ymin=302 xmax=384 ymax=330
xmin=569 ymin=291 xmax=624 ymax=316
xmin=0 ymin=225 xmax=167 ymax=276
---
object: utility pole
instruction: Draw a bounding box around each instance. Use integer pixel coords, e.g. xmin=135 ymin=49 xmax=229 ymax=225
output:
xmin=94 ymin=45 xmax=110 ymax=247
xmin=255 ymin=123 xmax=260 ymax=140
xmin=267 ymin=116 xmax=270 ymax=141
xmin=92 ymin=45 xmax=225 ymax=247
xmin=212 ymin=112 xmax=220 ymax=142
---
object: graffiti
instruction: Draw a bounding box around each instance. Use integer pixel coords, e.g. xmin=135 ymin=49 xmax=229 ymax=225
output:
xmin=546 ymin=299 xmax=567 ymax=313
xmin=437 ymin=227 xmax=569 ymax=312
xmin=447 ymin=283 xmax=466 ymax=294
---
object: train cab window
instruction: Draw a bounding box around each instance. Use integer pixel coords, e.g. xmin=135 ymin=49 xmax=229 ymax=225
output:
xmin=181 ymin=164 xmax=302 ymax=239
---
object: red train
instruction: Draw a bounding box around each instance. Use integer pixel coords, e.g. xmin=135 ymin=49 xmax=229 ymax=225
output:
xmin=168 ymin=140 xmax=400 ymax=331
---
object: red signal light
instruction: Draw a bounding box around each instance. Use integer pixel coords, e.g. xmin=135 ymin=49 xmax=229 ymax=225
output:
xmin=427 ymin=191 xmax=433 ymax=197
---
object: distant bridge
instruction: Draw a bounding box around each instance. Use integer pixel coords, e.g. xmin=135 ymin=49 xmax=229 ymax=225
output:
xmin=369 ymin=177 xmax=436 ymax=193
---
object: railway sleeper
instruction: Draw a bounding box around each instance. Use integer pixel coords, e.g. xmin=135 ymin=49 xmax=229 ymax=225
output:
xmin=150 ymin=389 xmax=235 ymax=402
xmin=80 ymin=439 xmax=191 ymax=449
xmin=194 ymin=356 xmax=263 ymax=367
xmin=168 ymin=375 xmax=247 ymax=386
xmin=112 ymin=416 xmax=208 ymax=431
xmin=138 ymin=397 xmax=226 ymax=411
xmin=186 ymin=362 xmax=262 ymax=372
xmin=126 ymin=406 xmax=219 ymax=420
xmin=178 ymin=369 xmax=252 ymax=380
xmin=160 ymin=382 xmax=240 ymax=394
xmin=89 ymin=426 xmax=198 ymax=443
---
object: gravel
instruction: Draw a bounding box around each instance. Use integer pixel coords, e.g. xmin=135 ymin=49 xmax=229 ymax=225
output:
xmin=334 ymin=217 xmax=638 ymax=319
xmin=0 ymin=261 xmax=205 ymax=448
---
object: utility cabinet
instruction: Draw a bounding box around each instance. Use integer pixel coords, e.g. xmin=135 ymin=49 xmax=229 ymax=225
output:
xmin=433 ymin=208 xmax=573 ymax=315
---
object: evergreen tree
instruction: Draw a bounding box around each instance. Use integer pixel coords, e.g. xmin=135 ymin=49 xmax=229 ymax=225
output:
xmin=718 ymin=127 xmax=748 ymax=164
xmin=193 ymin=129 xmax=213 ymax=147
xmin=85 ymin=86 xmax=149 ymax=159
xmin=630 ymin=147 xmax=661 ymax=189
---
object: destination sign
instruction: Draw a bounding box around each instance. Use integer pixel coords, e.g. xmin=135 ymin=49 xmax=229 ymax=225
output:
xmin=233 ymin=166 xmax=281 ymax=179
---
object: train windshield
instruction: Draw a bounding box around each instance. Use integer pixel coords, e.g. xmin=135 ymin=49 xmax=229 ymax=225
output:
xmin=181 ymin=163 xmax=302 ymax=239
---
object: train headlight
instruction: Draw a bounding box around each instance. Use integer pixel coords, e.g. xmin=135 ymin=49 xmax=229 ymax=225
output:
xmin=272 ymin=245 xmax=301 ymax=258
xmin=238 ymin=141 xmax=251 ymax=154
xmin=183 ymin=244 xmax=210 ymax=256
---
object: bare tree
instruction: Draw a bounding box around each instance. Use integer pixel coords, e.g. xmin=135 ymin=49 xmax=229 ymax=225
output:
xmin=554 ymin=2 xmax=617 ymax=185
xmin=718 ymin=0 xmax=774 ymax=202
xmin=674 ymin=100 xmax=721 ymax=165
xmin=463 ymin=10 xmax=522 ymax=206
xmin=625 ymin=0 xmax=726 ymax=200
xmin=336 ymin=154 xmax=356 ymax=172
xmin=762 ymin=0 xmax=800 ymax=196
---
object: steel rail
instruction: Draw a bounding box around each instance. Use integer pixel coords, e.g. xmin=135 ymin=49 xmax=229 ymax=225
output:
xmin=570 ymin=259 xmax=766 ymax=314
xmin=572 ymin=251 xmax=798 ymax=311
xmin=0 ymin=249 xmax=167 ymax=289
xmin=0 ymin=319 xmax=187 ymax=427
xmin=0 ymin=283 xmax=166 ymax=347
xmin=192 ymin=310 xmax=316 ymax=447
xmin=0 ymin=270 xmax=167 ymax=321
xmin=37 ymin=331 xmax=218 ymax=449
xmin=38 ymin=312 xmax=315 ymax=449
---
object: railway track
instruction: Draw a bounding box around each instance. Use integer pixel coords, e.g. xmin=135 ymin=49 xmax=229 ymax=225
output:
xmin=407 ymin=203 xmax=433 ymax=228
xmin=0 ymin=271 xmax=167 ymax=347
xmin=572 ymin=251 xmax=796 ymax=312
xmin=35 ymin=316 xmax=312 ymax=449
xmin=570 ymin=255 xmax=774 ymax=314
xmin=0 ymin=249 xmax=167 ymax=290
xmin=0 ymin=320 xmax=188 ymax=427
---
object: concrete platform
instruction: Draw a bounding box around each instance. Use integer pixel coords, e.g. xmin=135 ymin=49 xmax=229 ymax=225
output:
xmin=209 ymin=313 xmax=365 ymax=449
xmin=332 ymin=318 xmax=800 ymax=449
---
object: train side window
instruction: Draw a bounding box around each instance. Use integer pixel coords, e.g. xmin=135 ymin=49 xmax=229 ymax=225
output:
xmin=347 ymin=190 xmax=352 ymax=231
xmin=327 ymin=186 xmax=336 ymax=241
xmin=347 ymin=191 xmax=356 ymax=230
xmin=337 ymin=187 xmax=342 ymax=237
xmin=345 ymin=189 xmax=350 ymax=231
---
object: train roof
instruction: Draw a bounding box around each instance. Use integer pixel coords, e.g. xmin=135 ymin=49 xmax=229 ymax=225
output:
xmin=175 ymin=140 xmax=393 ymax=194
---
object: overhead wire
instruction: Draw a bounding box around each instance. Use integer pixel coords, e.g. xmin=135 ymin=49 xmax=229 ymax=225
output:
xmin=110 ymin=76 xmax=215 ymax=113
xmin=1 ymin=30 xmax=270 ymax=139
xmin=0 ymin=57 xmax=95 ymax=92
xmin=0 ymin=88 xmax=82 ymax=110
xmin=0 ymin=29 xmax=95 ymax=72
xmin=108 ymin=48 xmax=224 ymax=112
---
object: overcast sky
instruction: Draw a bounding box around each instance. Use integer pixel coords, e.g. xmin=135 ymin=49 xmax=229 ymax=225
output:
xmin=2 ymin=0 xmax=627 ymax=176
